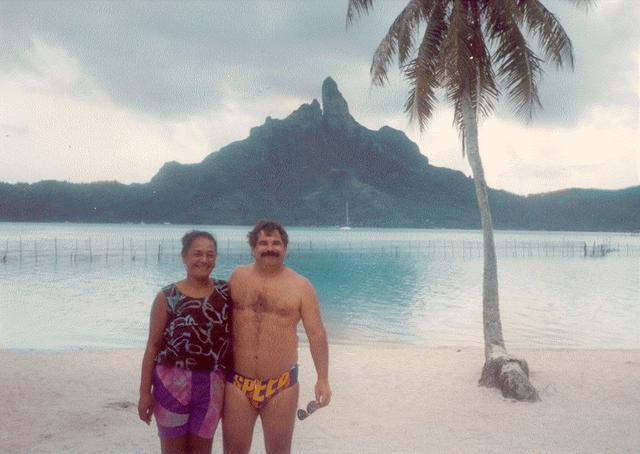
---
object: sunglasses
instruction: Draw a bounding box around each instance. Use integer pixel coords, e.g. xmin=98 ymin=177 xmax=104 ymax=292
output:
xmin=297 ymin=400 xmax=320 ymax=420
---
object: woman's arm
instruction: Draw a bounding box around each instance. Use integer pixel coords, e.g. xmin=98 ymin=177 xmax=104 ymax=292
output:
xmin=137 ymin=291 xmax=168 ymax=424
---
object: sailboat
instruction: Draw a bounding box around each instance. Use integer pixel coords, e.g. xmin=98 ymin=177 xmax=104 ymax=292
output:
xmin=339 ymin=201 xmax=352 ymax=230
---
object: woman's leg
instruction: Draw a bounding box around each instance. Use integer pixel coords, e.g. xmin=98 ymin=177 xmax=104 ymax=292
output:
xmin=187 ymin=369 xmax=225 ymax=453
xmin=188 ymin=434 xmax=214 ymax=454
xmin=160 ymin=434 xmax=188 ymax=454
xmin=153 ymin=365 xmax=192 ymax=450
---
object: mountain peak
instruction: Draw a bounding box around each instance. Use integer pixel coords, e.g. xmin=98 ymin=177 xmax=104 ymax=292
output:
xmin=321 ymin=77 xmax=356 ymax=133
xmin=322 ymin=77 xmax=349 ymax=117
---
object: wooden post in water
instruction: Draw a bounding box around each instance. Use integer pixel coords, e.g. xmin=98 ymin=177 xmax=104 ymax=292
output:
xmin=54 ymin=238 xmax=58 ymax=263
xmin=122 ymin=238 xmax=125 ymax=262
xmin=74 ymin=239 xmax=78 ymax=262
xmin=157 ymin=240 xmax=162 ymax=263
xmin=144 ymin=240 xmax=148 ymax=263
xmin=106 ymin=239 xmax=110 ymax=263
xmin=34 ymin=240 xmax=38 ymax=264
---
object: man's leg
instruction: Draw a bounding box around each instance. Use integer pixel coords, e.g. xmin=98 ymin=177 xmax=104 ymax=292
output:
xmin=259 ymin=383 xmax=299 ymax=454
xmin=223 ymin=383 xmax=259 ymax=454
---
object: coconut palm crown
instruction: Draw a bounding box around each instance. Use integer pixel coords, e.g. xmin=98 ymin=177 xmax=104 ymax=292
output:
xmin=348 ymin=0 xmax=592 ymax=401
xmin=347 ymin=0 xmax=591 ymax=133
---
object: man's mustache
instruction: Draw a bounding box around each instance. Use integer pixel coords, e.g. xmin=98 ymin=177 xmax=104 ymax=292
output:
xmin=261 ymin=251 xmax=280 ymax=257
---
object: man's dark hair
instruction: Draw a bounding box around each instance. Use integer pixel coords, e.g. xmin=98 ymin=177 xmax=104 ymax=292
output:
xmin=181 ymin=230 xmax=217 ymax=257
xmin=247 ymin=219 xmax=289 ymax=248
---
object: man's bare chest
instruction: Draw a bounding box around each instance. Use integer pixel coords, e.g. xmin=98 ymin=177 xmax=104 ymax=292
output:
xmin=234 ymin=285 xmax=300 ymax=317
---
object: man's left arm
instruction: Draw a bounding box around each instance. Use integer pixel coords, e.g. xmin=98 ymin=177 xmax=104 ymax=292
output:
xmin=300 ymin=280 xmax=331 ymax=407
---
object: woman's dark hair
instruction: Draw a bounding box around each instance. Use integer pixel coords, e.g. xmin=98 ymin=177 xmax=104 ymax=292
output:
xmin=181 ymin=230 xmax=217 ymax=257
xmin=247 ymin=219 xmax=289 ymax=248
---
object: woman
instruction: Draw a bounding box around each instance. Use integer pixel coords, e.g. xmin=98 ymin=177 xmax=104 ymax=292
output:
xmin=138 ymin=230 xmax=232 ymax=453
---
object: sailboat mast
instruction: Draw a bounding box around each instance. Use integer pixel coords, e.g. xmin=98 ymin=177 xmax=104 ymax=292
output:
xmin=345 ymin=201 xmax=350 ymax=226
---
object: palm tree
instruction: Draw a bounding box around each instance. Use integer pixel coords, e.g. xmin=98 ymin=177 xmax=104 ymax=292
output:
xmin=347 ymin=0 xmax=592 ymax=401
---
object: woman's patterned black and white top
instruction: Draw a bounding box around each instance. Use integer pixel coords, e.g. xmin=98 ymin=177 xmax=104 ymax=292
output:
xmin=155 ymin=280 xmax=232 ymax=371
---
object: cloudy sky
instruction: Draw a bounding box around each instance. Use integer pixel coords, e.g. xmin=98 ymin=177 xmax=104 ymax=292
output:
xmin=1 ymin=0 xmax=637 ymax=195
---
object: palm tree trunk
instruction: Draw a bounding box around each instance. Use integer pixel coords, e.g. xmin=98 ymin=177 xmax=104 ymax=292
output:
xmin=461 ymin=91 xmax=539 ymax=402
xmin=460 ymin=94 xmax=505 ymax=359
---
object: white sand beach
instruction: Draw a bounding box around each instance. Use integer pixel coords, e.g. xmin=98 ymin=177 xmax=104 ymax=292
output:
xmin=2 ymin=344 xmax=638 ymax=453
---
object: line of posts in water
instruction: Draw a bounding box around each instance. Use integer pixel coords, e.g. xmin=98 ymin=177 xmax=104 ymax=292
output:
xmin=1 ymin=237 xmax=638 ymax=265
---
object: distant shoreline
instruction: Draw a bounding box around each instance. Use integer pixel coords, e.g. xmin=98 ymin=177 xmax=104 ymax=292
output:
xmin=1 ymin=220 xmax=639 ymax=234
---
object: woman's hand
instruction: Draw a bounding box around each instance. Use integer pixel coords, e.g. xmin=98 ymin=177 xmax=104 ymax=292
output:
xmin=138 ymin=392 xmax=154 ymax=425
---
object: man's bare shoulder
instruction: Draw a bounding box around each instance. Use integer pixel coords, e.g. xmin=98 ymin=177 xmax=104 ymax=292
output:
xmin=283 ymin=268 xmax=314 ymax=291
xmin=229 ymin=264 xmax=253 ymax=282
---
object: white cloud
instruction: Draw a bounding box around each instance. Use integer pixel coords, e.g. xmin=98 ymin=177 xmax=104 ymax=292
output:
xmin=0 ymin=38 xmax=314 ymax=184
xmin=405 ymin=105 xmax=639 ymax=195
xmin=483 ymin=106 xmax=638 ymax=194
xmin=352 ymin=100 xmax=638 ymax=196
xmin=0 ymin=39 xmax=209 ymax=183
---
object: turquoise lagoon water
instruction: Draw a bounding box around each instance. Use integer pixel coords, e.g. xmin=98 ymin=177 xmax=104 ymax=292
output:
xmin=1 ymin=223 xmax=639 ymax=350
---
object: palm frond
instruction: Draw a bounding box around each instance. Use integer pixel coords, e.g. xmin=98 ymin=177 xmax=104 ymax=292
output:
xmin=469 ymin=1 xmax=499 ymax=120
xmin=523 ymin=0 xmax=574 ymax=69
xmin=484 ymin=0 xmax=542 ymax=119
xmin=557 ymin=0 xmax=596 ymax=10
xmin=441 ymin=0 xmax=497 ymax=134
xmin=397 ymin=0 xmax=436 ymax=65
xmin=346 ymin=0 xmax=375 ymax=26
xmin=402 ymin=0 xmax=448 ymax=130
xmin=369 ymin=0 xmax=433 ymax=86
xmin=439 ymin=0 xmax=464 ymax=132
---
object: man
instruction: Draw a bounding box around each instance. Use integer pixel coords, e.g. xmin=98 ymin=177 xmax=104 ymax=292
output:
xmin=223 ymin=220 xmax=331 ymax=454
